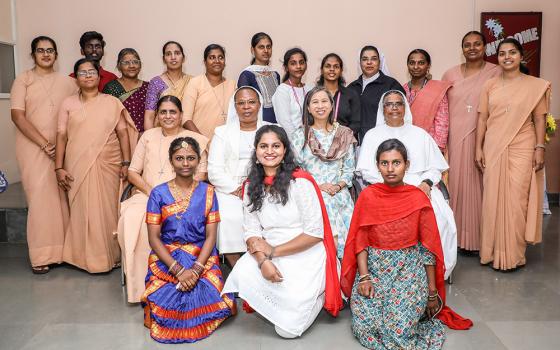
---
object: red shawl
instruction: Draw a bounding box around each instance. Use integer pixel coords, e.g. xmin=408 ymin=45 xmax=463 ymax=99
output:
xmin=341 ymin=183 xmax=472 ymax=330
xmin=245 ymin=168 xmax=343 ymax=317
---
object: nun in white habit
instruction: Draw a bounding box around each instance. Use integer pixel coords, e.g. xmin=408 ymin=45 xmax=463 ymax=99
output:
xmin=356 ymin=90 xmax=457 ymax=278
xmin=208 ymin=86 xmax=271 ymax=266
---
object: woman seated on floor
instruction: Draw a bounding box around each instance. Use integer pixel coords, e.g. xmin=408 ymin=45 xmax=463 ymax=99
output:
xmin=142 ymin=137 xmax=234 ymax=344
xmin=222 ymin=125 xmax=342 ymax=338
xmin=342 ymin=138 xmax=472 ymax=349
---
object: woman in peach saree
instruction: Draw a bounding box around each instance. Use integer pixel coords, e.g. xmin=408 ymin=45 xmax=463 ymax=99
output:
xmin=442 ymin=31 xmax=500 ymax=252
xmin=118 ymin=95 xmax=208 ymax=302
xmin=475 ymin=39 xmax=550 ymax=271
xmin=10 ymin=36 xmax=77 ymax=273
xmin=55 ymin=58 xmax=137 ymax=273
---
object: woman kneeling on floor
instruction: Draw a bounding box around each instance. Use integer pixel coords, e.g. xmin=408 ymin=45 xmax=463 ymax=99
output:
xmin=222 ymin=125 xmax=342 ymax=338
xmin=341 ymin=138 xmax=472 ymax=349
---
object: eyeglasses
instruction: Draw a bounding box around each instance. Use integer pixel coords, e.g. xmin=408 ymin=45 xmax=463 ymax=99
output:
xmin=383 ymin=101 xmax=405 ymax=109
xmin=235 ymin=100 xmax=259 ymax=107
xmin=76 ymin=69 xmax=99 ymax=77
xmin=120 ymin=60 xmax=141 ymax=66
xmin=361 ymin=57 xmax=379 ymax=63
xmin=35 ymin=48 xmax=56 ymax=55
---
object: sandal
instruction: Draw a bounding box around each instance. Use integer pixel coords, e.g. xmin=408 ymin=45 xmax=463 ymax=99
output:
xmin=31 ymin=265 xmax=50 ymax=274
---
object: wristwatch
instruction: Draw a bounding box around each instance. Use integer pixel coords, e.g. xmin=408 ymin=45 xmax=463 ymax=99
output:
xmin=422 ymin=179 xmax=434 ymax=187
xmin=121 ymin=160 xmax=131 ymax=167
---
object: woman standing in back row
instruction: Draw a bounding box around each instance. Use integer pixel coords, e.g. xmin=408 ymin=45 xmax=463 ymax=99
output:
xmin=10 ymin=36 xmax=77 ymax=274
xmin=476 ymin=38 xmax=550 ymax=271
xmin=442 ymin=31 xmax=500 ymax=252
xmin=238 ymin=32 xmax=280 ymax=123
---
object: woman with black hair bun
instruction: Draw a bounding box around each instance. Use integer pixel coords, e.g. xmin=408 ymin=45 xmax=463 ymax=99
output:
xmin=237 ymin=32 xmax=281 ymax=123
xmin=476 ymin=37 xmax=551 ymax=271
xmin=222 ymin=125 xmax=342 ymax=338
xmin=272 ymin=48 xmax=314 ymax=132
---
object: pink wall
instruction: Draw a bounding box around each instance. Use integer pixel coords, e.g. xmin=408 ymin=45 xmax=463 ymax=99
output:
xmin=4 ymin=0 xmax=559 ymax=190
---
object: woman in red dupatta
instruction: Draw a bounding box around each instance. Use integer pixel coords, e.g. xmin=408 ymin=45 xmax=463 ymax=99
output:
xmin=222 ymin=125 xmax=342 ymax=338
xmin=342 ymin=138 xmax=471 ymax=349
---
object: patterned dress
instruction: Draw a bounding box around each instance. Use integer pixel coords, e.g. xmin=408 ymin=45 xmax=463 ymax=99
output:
xmin=350 ymin=239 xmax=445 ymax=348
xmin=102 ymin=80 xmax=148 ymax=132
xmin=143 ymin=181 xmax=234 ymax=343
xmin=291 ymin=125 xmax=355 ymax=257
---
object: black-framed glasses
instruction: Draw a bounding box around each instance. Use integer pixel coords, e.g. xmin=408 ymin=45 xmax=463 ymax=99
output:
xmin=35 ymin=48 xmax=56 ymax=55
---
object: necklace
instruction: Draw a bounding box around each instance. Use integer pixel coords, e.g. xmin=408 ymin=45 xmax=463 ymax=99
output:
xmin=165 ymin=71 xmax=185 ymax=88
xmin=208 ymin=76 xmax=227 ymax=119
xmin=406 ymin=78 xmax=428 ymax=105
xmin=34 ymin=69 xmax=56 ymax=108
xmin=168 ymin=179 xmax=197 ymax=219
xmin=461 ymin=62 xmax=486 ymax=113
xmin=288 ymin=79 xmax=304 ymax=114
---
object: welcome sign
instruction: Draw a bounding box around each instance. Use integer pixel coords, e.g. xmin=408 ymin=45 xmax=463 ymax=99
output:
xmin=481 ymin=12 xmax=542 ymax=77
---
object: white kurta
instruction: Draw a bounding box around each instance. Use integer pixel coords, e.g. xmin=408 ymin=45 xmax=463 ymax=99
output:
xmin=356 ymin=123 xmax=457 ymax=278
xmin=222 ymin=178 xmax=326 ymax=336
xmin=271 ymin=82 xmax=313 ymax=129
xmin=208 ymin=86 xmax=269 ymax=254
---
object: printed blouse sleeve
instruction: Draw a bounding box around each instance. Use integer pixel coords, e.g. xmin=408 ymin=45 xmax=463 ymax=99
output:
xmin=146 ymin=187 xmax=163 ymax=225
xmin=145 ymin=78 xmax=161 ymax=111
xmin=339 ymin=143 xmax=356 ymax=185
xmin=243 ymin=184 xmax=264 ymax=241
xmin=294 ymin=178 xmax=324 ymax=239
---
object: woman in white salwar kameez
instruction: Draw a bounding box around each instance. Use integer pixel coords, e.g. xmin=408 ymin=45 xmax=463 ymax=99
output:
xmin=271 ymin=48 xmax=313 ymax=130
xmin=356 ymin=90 xmax=457 ymax=278
xmin=208 ymin=86 xmax=270 ymax=267
xmin=222 ymin=125 xmax=342 ymax=338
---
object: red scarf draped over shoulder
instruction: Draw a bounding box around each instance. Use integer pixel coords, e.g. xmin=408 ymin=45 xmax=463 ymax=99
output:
xmin=245 ymin=168 xmax=343 ymax=317
xmin=341 ymin=183 xmax=472 ymax=330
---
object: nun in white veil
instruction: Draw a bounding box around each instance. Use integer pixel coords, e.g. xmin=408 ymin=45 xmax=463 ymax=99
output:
xmin=208 ymin=86 xmax=271 ymax=266
xmin=356 ymin=90 xmax=457 ymax=278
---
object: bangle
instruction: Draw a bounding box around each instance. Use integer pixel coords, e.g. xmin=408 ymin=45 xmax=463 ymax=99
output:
xmin=268 ymin=247 xmax=276 ymax=260
xmin=190 ymin=268 xmax=200 ymax=278
xmin=258 ymin=259 xmax=270 ymax=269
xmin=422 ymin=179 xmax=434 ymax=187
xmin=169 ymin=260 xmax=178 ymax=271
xmin=121 ymin=160 xmax=131 ymax=166
xmin=335 ymin=184 xmax=342 ymax=192
xmin=358 ymin=278 xmax=373 ymax=284
xmin=534 ymin=144 xmax=546 ymax=150
xmin=194 ymin=261 xmax=205 ymax=269
xmin=40 ymin=141 xmax=50 ymax=151
xmin=175 ymin=267 xmax=186 ymax=277
xmin=54 ymin=167 xmax=64 ymax=172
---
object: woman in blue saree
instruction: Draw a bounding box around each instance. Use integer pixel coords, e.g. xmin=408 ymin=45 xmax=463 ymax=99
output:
xmin=142 ymin=136 xmax=235 ymax=343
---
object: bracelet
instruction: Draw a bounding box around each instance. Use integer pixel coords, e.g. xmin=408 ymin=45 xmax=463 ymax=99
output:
xmin=194 ymin=261 xmax=205 ymax=269
xmin=192 ymin=264 xmax=204 ymax=276
xmin=534 ymin=144 xmax=546 ymax=150
xmin=359 ymin=278 xmax=373 ymax=284
xmin=169 ymin=260 xmax=178 ymax=272
xmin=54 ymin=167 xmax=64 ymax=172
xmin=121 ymin=160 xmax=131 ymax=166
xmin=190 ymin=268 xmax=200 ymax=278
xmin=267 ymin=247 xmax=276 ymax=260
xmin=258 ymin=258 xmax=270 ymax=269
xmin=335 ymin=184 xmax=342 ymax=192
xmin=40 ymin=141 xmax=51 ymax=151
xmin=175 ymin=267 xmax=186 ymax=277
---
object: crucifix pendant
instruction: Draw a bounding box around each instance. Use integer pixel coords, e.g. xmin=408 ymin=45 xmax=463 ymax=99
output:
xmin=466 ymin=105 xmax=473 ymax=113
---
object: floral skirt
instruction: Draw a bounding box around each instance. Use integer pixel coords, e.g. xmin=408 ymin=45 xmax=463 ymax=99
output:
xmin=142 ymin=242 xmax=234 ymax=343
xmin=350 ymin=245 xmax=445 ymax=349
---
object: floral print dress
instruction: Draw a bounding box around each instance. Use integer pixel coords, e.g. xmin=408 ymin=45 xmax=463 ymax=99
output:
xmin=350 ymin=243 xmax=445 ymax=349
xmin=291 ymin=125 xmax=355 ymax=258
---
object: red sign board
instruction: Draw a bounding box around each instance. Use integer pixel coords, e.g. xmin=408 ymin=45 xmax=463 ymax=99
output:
xmin=480 ymin=12 xmax=542 ymax=77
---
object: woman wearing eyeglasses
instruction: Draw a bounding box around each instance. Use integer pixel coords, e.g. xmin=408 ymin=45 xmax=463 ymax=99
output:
xmin=103 ymin=48 xmax=149 ymax=132
xmin=55 ymin=58 xmax=137 ymax=273
xmin=144 ymin=41 xmax=192 ymax=130
xmin=10 ymin=36 xmax=77 ymax=274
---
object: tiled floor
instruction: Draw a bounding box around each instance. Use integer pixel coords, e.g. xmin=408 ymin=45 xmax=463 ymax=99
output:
xmin=0 ymin=208 xmax=558 ymax=349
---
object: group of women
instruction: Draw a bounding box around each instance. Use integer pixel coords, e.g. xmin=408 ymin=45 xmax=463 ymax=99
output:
xmin=10 ymin=29 xmax=550 ymax=347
